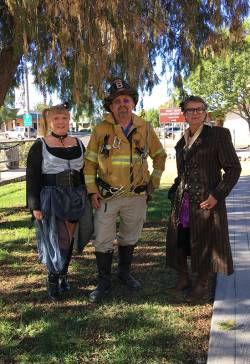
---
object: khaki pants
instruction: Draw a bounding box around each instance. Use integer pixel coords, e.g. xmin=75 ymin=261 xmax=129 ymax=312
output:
xmin=93 ymin=195 xmax=147 ymax=252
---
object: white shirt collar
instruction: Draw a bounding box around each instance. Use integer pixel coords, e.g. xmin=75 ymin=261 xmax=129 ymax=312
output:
xmin=184 ymin=124 xmax=204 ymax=149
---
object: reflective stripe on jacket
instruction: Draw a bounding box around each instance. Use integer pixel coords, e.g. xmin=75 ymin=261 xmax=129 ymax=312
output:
xmin=84 ymin=113 xmax=166 ymax=194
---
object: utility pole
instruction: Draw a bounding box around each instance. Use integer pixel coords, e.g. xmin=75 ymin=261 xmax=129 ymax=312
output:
xmin=24 ymin=64 xmax=30 ymax=138
xmin=24 ymin=65 xmax=30 ymax=113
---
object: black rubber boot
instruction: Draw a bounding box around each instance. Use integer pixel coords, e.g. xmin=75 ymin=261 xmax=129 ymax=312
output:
xmin=89 ymin=251 xmax=113 ymax=303
xmin=47 ymin=273 xmax=60 ymax=301
xmin=118 ymin=245 xmax=141 ymax=289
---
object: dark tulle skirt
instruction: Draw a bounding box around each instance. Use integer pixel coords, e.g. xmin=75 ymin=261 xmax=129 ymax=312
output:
xmin=35 ymin=186 xmax=87 ymax=274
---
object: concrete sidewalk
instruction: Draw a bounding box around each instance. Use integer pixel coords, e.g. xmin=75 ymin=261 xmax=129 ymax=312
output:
xmin=207 ymin=174 xmax=250 ymax=363
xmin=0 ymin=168 xmax=26 ymax=186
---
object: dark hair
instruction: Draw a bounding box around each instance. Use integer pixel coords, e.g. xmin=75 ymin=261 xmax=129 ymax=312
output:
xmin=179 ymin=95 xmax=208 ymax=112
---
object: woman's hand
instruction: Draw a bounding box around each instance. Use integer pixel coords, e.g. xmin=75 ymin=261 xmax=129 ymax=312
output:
xmin=91 ymin=193 xmax=102 ymax=209
xmin=200 ymin=194 xmax=217 ymax=210
xmin=33 ymin=210 xmax=44 ymax=220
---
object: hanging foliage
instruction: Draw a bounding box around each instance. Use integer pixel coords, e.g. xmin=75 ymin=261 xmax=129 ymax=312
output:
xmin=0 ymin=0 xmax=249 ymax=111
xmin=182 ymin=21 xmax=250 ymax=131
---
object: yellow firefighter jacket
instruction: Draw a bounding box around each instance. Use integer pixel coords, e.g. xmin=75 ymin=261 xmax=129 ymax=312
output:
xmin=84 ymin=113 xmax=166 ymax=195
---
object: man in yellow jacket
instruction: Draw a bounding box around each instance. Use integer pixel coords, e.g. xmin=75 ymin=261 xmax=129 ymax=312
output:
xmin=84 ymin=78 xmax=166 ymax=303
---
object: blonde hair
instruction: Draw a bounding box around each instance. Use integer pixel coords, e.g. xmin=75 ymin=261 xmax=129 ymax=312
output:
xmin=41 ymin=105 xmax=70 ymax=137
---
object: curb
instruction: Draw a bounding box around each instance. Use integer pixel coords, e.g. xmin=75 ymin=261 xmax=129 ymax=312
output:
xmin=0 ymin=175 xmax=26 ymax=186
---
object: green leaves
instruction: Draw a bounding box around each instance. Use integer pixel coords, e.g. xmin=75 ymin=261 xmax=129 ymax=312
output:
xmin=0 ymin=91 xmax=17 ymax=126
xmin=0 ymin=1 xmax=249 ymax=111
xmin=183 ymin=23 xmax=250 ymax=129
xmin=144 ymin=108 xmax=160 ymax=128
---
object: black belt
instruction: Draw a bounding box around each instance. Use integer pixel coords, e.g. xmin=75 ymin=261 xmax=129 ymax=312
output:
xmin=43 ymin=170 xmax=83 ymax=188
xmin=96 ymin=177 xmax=147 ymax=197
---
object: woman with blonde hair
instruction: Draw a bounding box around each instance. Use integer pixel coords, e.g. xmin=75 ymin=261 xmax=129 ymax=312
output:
xmin=26 ymin=104 xmax=87 ymax=301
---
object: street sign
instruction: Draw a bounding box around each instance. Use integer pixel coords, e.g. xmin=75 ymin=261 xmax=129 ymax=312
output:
xmin=23 ymin=113 xmax=32 ymax=126
xmin=159 ymin=108 xmax=185 ymax=123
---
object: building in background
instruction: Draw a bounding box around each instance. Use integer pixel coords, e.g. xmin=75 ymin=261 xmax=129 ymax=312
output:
xmin=1 ymin=111 xmax=42 ymax=132
xmin=224 ymin=112 xmax=249 ymax=148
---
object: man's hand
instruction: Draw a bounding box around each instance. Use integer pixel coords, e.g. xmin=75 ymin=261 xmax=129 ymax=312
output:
xmin=200 ymin=194 xmax=217 ymax=210
xmin=33 ymin=210 xmax=44 ymax=220
xmin=91 ymin=192 xmax=102 ymax=209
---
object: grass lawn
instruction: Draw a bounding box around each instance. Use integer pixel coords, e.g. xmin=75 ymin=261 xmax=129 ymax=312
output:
xmin=0 ymin=181 xmax=213 ymax=364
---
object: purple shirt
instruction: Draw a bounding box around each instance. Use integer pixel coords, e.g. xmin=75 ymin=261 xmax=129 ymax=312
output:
xmin=179 ymin=191 xmax=190 ymax=228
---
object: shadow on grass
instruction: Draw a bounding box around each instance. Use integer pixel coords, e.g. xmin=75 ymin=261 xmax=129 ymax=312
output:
xmin=0 ymin=184 xmax=211 ymax=363
xmin=1 ymin=243 xmax=213 ymax=307
xmin=0 ymin=238 xmax=37 ymax=257
xmin=0 ymin=305 xmax=183 ymax=362
xmin=0 ymin=206 xmax=27 ymax=217
xmin=0 ymin=278 xmax=209 ymax=364
xmin=0 ymin=256 xmax=211 ymax=364
xmin=0 ymin=218 xmax=33 ymax=230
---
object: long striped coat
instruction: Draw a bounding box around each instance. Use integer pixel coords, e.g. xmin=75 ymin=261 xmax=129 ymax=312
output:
xmin=166 ymin=125 xmax=241 ymax=275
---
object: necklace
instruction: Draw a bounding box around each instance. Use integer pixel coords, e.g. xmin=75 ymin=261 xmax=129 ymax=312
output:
xmin=51 ymin=131 xmax=68 ymax=144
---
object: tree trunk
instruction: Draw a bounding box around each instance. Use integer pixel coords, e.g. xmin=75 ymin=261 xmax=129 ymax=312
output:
xmin=247 ymin=118 xmax=250 ymax=135
xmin=0 ymin=46 xmax=22 ymax=107
xmin=214 ymin=116 xmax=224 ymax=127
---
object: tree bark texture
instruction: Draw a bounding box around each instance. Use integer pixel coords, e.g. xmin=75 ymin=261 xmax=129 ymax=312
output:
xmin=0 ymin=46 xmax=22 ymax=107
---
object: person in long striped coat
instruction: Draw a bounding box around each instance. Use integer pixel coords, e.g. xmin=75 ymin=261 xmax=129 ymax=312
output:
xmin=166 ymin=95 xmax=241 ymax=303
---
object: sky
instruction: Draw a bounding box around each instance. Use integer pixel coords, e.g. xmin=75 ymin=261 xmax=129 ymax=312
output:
xmin=15 ymin=77 xmax=60 ymax=112
xmin=15 ymin=67 xmax=171 ymax=113
xmin=139 ymin=80 xmax=170 ymax=111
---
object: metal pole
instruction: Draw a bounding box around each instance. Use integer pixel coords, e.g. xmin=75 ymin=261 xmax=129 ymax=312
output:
xmin=160 ymin=110 xmax=166 ymax=150
xmin=24 ymin=64 xmax=30 ymax=138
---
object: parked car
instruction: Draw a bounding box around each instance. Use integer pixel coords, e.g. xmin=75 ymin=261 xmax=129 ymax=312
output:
xmin=5 ymin=126 xmax=37 ymax=140
xmin=79 ymin=128 xmax=91 ymax=133
xmin=68 ymin=128 xmax=92 ymax=136
xmin=164 ymin=126 xmax=182 ymax=138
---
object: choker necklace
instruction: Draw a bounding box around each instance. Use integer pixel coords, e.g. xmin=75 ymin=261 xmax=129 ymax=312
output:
xmin=51 ymin=131 xmax=68 ymax=144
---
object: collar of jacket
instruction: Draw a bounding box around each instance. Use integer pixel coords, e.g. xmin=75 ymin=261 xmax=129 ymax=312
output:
xmin=175 ymin=123 xmax=212 ymax=150
xmin=175 ymin=124 xmax=212 ymax=166
xmin=103 ymin=112 xmax=145 ymax=128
